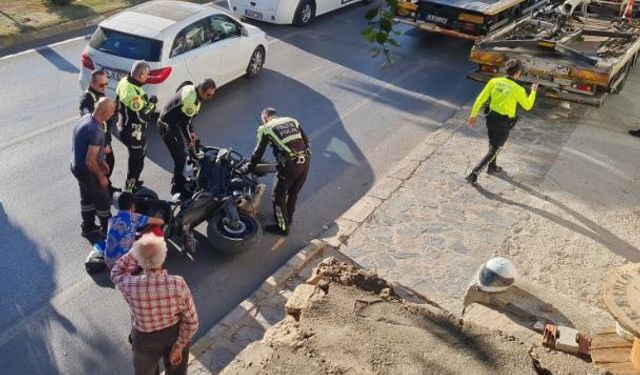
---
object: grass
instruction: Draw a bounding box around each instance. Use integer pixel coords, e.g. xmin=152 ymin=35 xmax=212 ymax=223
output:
xmin=0 ymin=0 xmax=200 ymax=38
xmin=0 ymin=0 xmax=146 ymax=37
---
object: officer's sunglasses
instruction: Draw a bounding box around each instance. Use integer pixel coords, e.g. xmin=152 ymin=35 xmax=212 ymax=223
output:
xmin=98 ymin=83 xmax=108 ymax=88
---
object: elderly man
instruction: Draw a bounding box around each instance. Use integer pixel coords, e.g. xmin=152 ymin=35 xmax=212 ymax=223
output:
xmin=111 ymin=234 xmax=198 ymax=375
xmin=71 ymin=97 xmax=116 ymax=237
xmin=116 ymin=61 xmax=158 ymax=192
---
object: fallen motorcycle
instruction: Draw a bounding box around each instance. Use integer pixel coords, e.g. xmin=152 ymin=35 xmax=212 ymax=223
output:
xmin=133 ymin=144 xmax=276 ymax=253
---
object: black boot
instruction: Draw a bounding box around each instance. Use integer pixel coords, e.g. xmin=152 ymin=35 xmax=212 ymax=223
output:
xmin=629 ymin=129 xmax=640 ymax=138
xmin=465 ymin=172 xmax=478 ymax=184
xmin=487 ymin=165 xmax=503 ymax=174
xmin=265 ymin=224 xmax=289 ymax=236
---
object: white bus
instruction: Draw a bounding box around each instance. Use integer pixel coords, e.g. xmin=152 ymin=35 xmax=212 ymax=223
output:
xmin=229 ymin=0 xmax=362 ymax=26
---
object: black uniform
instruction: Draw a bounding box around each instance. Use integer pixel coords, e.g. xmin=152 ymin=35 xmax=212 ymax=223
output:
xmin=249 ymin=117 xmax=311 ymax=234
xmin=158 ymin=85 xmax=201 ymax=195
xmin=115 ymin=76 xmax=156 ymax=191
xmin=79 ymin=87 xmax=115 ymax=180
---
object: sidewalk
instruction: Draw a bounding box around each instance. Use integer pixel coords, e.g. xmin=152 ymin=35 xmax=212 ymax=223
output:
xmin=185 ymin=77 xmax=640 ymax=373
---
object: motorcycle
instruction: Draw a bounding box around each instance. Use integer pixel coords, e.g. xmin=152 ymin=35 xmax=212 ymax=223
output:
xmin=133 ymin=144 xmax=276 ymax=253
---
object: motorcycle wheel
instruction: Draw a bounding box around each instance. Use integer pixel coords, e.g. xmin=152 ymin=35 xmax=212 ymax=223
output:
xmin=206 ymin=212 xmax=262 ymax=253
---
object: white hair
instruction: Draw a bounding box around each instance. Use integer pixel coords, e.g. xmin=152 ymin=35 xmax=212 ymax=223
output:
xmin=131 ymin=60 xmax=150 ymax=78
xmin=131 ymin=233 xmax=167 ymax=270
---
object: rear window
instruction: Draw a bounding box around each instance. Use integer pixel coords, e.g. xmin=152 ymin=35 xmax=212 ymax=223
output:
xmin=89 ymin=27 xmax=163 ymax=62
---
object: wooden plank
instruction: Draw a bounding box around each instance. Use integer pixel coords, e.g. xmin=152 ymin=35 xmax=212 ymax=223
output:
xmin=603 ymin=264 xmax=640 ymax=336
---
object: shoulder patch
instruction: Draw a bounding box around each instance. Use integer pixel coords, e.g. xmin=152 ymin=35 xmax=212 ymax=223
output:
xmin=131 ymin=96 xmax=142 ymax=110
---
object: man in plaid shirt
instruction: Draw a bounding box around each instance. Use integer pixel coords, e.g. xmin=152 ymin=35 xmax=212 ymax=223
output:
xmin=111 ymin=233 xmax=198 ymax=375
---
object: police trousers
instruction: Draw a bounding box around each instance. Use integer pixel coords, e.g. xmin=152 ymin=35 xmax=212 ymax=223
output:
xmin=130 ymin=323 xmax=189 ymax=375
xmin=161 ymin=127 xmax=187 ymax=194
xmin=472 ymin=112 xmax=517 ymax=174
xmin=273 ymin=158 xmax=310 ymax=231
xmin=70 ymin=166 xmax=111 ymax=229
xmin=120 ymin=125 xmax=147 ymax=183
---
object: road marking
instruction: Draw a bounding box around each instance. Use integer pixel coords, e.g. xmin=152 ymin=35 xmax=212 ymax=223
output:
xmin=271 ymin=237 xmax=286 ymax=251
xmin=0 ymin=116 xmax=77 ymax=151
xmin=0 ymin=35 xmax=90 ymax=61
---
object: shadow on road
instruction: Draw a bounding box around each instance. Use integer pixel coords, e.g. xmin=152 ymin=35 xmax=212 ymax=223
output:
xmin=36 ymin=46 xmax=80 ymax=74
xmin=0 ymin=201 xmax=76 ymax=374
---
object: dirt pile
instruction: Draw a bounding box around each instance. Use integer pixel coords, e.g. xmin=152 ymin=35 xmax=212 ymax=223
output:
xmin=221 ymin=257 xmax=605 ymax=375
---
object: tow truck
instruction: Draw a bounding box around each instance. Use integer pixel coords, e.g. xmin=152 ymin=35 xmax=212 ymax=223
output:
xmin=468 ymin=0 xmax=640 ymax=105
xmin=395 ymin=0 xmax=550 ymax=40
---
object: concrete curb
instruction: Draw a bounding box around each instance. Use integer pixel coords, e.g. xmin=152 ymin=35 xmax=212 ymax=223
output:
xmin=183 ymin=239 xmax=327 ymax=369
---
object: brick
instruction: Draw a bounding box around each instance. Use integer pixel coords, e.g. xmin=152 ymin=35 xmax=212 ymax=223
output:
xmin=285 ymin=284 xmax=321 ymax=319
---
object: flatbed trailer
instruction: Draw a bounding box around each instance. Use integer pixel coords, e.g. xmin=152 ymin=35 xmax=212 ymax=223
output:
xmin=468 ymin=0 xmax=640 ymax=105
xmin=395 ymin=0 xmax=550 ymax=40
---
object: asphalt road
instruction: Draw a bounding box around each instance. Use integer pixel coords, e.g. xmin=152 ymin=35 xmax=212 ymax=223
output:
xmin=0 ymin=4 xmax=477 ymax=374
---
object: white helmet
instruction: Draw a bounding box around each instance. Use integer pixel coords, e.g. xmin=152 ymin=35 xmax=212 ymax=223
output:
xmin=477 ymin=257 xmax=517 ymax=293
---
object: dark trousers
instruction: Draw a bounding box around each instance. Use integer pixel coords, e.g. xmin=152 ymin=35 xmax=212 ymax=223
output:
xmin=472 ymin=112 xmax=516 ymax=174
xmin=130 ymin=324 xmax=190 ymax=375
xmin=273 ymin=159 xmax=310 ymax=231
xmin=162 ymin=130 xmax=187 ymax=194
xmin=105 ymin=147 xmax=115 ymax=179
xmin=70 ymin=166 xmax=111 ymax=230
xmin=121 ymin=127 xmax=147 ymax=185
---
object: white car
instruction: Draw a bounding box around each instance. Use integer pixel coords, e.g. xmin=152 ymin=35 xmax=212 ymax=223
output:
xmin=229 ymin=0 xmax=361 ymax=26
xmin=79 ymin=0 xmax=268 ymax=105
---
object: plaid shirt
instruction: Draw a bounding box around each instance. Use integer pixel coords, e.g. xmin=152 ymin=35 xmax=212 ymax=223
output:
xmin=111 ymin=253 xmax=198 ymax=348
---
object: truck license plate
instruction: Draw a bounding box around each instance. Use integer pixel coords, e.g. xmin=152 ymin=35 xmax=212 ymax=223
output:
xmin=245 ymin=9 xmax=263 ymax=19
xmin=426 ymin=14 xmax=448 ymax=24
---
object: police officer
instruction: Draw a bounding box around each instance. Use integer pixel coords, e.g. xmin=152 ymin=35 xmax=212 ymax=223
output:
xmin=80 ymin=69 xmax=119 ymax=193
xmin=71 ymin=98 xmax=116 ymax=237
xmin=158 ymin=79 xmax=216 ymax=197
xmin=466 ymin=60 xmax=538 ymax=184
xmin=116 ymin=61 xmax=157 ymax=192
xmin=247 ymin=107 xmax=311 ymax=236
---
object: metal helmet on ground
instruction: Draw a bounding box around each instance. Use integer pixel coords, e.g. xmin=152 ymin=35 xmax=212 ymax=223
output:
xmin=477 ymin=256 xmax=517 ymax=293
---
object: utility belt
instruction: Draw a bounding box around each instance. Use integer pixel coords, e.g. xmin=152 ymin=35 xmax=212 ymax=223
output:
xmin=122 ymin=122 xmax=146 ymax=141
xmin=279 ymin=150 xmax=310 ymax=166
xmin=486 ymin=110 xmax=518 ymax=129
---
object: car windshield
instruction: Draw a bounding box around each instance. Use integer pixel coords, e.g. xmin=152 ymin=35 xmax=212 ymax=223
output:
xmin=89 ymin=27 xmax=163 ymax=62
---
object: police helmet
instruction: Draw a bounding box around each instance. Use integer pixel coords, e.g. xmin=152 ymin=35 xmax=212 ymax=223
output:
xmin=477 ymin=257 xmax=517 ymax=293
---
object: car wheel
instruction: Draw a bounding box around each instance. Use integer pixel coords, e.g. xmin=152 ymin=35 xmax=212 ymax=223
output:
xmin=293 ymin=0 xmax=315 ymax=27
xmin=246 ymin=46 xmax=265 ymax=78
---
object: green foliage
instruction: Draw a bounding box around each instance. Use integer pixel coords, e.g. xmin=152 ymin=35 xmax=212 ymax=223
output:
xmin=43 ymin=0 xmax=72 ymax=6
xmin=362 ymin=0 xmax=400 ymax=66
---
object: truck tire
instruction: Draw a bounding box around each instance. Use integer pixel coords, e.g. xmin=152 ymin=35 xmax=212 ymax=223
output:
xmin=293 ymin=0 xmax=315 ymax=27
xmin=613 ymin=63 xmax=631 ymax=94
xmin=206 ymin=212 xmax=262 ymax=253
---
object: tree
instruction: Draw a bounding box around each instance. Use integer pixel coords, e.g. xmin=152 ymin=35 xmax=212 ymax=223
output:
xmin=362 ymin=0 xmax=401 ymax=66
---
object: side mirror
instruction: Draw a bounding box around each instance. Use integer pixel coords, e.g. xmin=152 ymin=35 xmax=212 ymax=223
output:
xmin=241 ymin=27 xmax=249 ymax=37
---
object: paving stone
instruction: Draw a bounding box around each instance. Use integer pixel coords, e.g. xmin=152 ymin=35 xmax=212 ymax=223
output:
xmin=231 ymin=325 xmax=266 ymax=348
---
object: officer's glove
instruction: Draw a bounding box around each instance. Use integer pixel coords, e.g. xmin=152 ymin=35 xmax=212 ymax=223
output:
xmin=148 ymin=95 xmax=158 ymax=104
